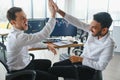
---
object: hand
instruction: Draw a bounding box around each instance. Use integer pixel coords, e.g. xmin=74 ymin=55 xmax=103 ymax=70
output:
xmin=47 ymin=44 xmax=57 ymax=55
xmin=69 ymin=56 xmax=83 ymax=63
xmin=48 ymin=0 xmax=56 ymax=18
xmin=49 ymin=0 xmax=65 ymax=17
xmin=50 ymin=0 xmax=59 ymax=12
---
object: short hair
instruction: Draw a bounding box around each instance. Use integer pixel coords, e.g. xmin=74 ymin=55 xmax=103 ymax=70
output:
xmin=7 ymin=7 xmax=22 ymax=22
xmin=93 ymin=12 xmax=113 ymax=28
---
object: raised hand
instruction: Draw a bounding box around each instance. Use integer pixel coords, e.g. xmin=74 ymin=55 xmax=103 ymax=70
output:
xmin=50 ymin=0 xmax=59 ymax=12
xmin=49 ymin=0 xmax=65 ymax=17
xmin=48 ymin=0 xmax=56 ymax=18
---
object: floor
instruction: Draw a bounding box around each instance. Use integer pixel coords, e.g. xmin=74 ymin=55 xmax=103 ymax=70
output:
xmin=0 ymin=48 xmax=120 ymax=80
xmin=103 ymin=52 xmax=120 ymax=80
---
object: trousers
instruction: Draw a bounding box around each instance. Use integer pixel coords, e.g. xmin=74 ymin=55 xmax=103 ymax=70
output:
xmin=49 ymin=59 xmax=95 ymax=80
xmin=11 ymin=59 xmax=58 ymax=80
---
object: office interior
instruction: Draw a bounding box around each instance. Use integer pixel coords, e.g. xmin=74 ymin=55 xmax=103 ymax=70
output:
xmin=0 ymin=0 xmax=120 ymax=80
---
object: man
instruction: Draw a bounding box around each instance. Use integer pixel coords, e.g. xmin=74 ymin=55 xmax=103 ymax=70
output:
xmin=49 ymin=1 xmax=115 ymax=80
xmin=6 ymin=0 xmax=58 ymax=80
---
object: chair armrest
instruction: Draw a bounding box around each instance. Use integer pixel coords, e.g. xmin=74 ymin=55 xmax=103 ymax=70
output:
xmin=6 ymin=70 xmax=36 ymax=80
xmin=29 ymin=53 xmax=35 ymax=60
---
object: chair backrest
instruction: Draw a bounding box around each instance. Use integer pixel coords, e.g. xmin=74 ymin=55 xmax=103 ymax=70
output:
xmin=0 ymin=42 xmax=35 ymax=72
xmin=77 ymin=29 xmax=88 ymax=42
xmin=0 ymin=54 xmax=35 ymax=73
xmin=0 ymin=42 xmax=9 ymax=72
xmin=0 ymin=60 xmax=9 ymax=72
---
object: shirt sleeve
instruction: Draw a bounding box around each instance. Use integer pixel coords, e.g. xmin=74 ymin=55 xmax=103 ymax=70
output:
xmin=82 ymin=44 xmax=114 ymax=71
xmin=16 ymin=18 xmax=56 ymax=47
xmin=28 ymin=42 xmax=47 ymax=49
xmin=64 ymin=14 xmax=90 ymax=32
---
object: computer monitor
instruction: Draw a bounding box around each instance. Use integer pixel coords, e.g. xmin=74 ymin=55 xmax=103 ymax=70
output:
xmin=46 ymin=18 xmax=77 ymax=37
xmin=25 ymin=18 xmax=46 ymax=34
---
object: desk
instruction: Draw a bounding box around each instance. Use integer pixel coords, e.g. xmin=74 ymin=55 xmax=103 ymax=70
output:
xmin=29 ymin=42 xmax=83 ymax=51
xmin=0 ymin=29 xmax=10 ymax=44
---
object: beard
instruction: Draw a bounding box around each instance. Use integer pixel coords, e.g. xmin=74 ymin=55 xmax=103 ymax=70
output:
xmin=92 ymin=30 xmax=103 ymax=37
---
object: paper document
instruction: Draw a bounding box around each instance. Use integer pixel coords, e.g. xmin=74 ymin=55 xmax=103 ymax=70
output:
xmin=53 ymin=40 xmax=73 ymax=46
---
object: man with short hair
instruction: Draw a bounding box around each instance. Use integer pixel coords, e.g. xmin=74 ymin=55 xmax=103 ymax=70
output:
xmin=49 ymin=1 xmax=115 ymax=80
xmin=6 ymin=0 xmax=58 ymax=80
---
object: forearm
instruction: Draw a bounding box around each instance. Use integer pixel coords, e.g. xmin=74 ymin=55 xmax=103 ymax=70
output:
xmin=57 ymin=9 xmax=65 ymax=17
xmin=64 ymin=14 xmax=89 ymax=32
xmin=28 ymin=42 xmax=47 ymax=49
xmin=70 ymin=56 xmax=83 ymax=63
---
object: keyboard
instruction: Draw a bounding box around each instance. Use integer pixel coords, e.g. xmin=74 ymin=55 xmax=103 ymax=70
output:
xmin=43 ymin=38 xmax=61 ymax=43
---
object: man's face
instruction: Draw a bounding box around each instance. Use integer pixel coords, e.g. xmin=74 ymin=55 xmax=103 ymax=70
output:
xmin=11 ymin=11 xmax=28 ymax=30
xmin=89 ymin=20 xmax=103 ymax=37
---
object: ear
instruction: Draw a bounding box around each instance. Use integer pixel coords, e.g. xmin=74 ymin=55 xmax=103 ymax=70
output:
xmin=102 ymin=28 xmax=108 ymax=34
xmin=10 ymin=20 xmax=16 ymax=25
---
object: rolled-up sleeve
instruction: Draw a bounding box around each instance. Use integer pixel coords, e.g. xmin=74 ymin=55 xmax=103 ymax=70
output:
xmin=16 ymin=18 xmax=56 ymax=47
xmin=82 ymin=44 xmax=114 ymax=71
xmin=64 ymin=14 xmax=89 ymax=32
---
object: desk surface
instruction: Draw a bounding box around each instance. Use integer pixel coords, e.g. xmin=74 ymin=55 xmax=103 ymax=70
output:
xmin=0 ymin=29 xmax=10 ymax=44
xmin=29 ymin=43 xmax=83 ymax=51
xmin=0 ymin=28 xmax=10 ymax=36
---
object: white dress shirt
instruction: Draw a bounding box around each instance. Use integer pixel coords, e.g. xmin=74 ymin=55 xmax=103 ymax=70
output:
xmin=64 ymin=14 xmax=115 ymax=71
xmin=6 ymin=18 xmax=56 ymax=71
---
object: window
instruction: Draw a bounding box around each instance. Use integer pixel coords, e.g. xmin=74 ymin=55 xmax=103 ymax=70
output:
xmin=87 ymin=0 xmax=108 ymax=23
xmin=14 ymin=0 xmax=32 ymax=18
xmin=73 ymin=0 xmax=87 ymax=19
xmin=109 ymin=0 xmax=120 ymax=21
xmin=0 ymin=0 xmax=12 ymax=22
xmin=46 ymin=0 xmax=65 ymax=18
xmin=33 ymin=0 xmax=46 ymax=18
xmin=0 ymin=0 xmax=12 ymax=28
xmin=0 ymin=0 xmax=120 ymax=29
xmin=109 ymin=0 xmax=120 ymax=29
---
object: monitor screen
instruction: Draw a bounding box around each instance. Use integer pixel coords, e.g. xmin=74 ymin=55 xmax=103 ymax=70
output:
xmin=25 ymin=18 xmax=46 ymax=34
xmin=46 ymin=18 xmax=77 ymax=36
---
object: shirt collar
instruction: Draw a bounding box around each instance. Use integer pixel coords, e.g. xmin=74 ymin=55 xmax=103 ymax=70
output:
xmin=11 ymin=26 xmax=23 ymax=32
xmin=94 ymin=32 xmax=110 ymax=42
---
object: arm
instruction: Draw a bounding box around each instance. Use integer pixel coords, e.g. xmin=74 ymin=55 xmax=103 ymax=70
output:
xmin=50 ymin=0 xmax=65 ymax=17
xmin=57 ymin=9 xmax=65 ymax=18
xmin=51 ymin=1 xmax=90 ymax=32
xmin=70 ymin=43 xmax=114 ymax=71
xmin=48 ymin=0 xmax=56 ymax=18
xmin=16 ymin=0 xmax=57 ymax=47
xmin=28 ymin=42 xmax=47 ymax=49
xmin=16 ymin=19 xmax=55 ymax=47
xmin=82 ymin=45 xmax=114 ymax=71
xmin=28 ymin=43 xmax=57 ymax=55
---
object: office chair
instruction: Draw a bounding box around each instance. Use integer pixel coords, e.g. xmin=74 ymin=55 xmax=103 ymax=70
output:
xmin=63 ymin=66 xmax=102 ymax=80
xmin=0 ymin=42 xmax=36 ymax=80
xmin=72 ymin=29 xmax=88 ymax=56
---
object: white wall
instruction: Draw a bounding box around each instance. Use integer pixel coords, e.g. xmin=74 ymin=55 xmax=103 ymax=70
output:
xmin=113 ymin=26 xmax=120 ymax=52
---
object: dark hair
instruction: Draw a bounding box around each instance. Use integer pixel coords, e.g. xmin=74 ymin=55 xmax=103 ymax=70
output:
xmin=7 ymin=7 xmax=22 ymax=22
xmin=93 ymin=12 xmax=113 ymax=28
